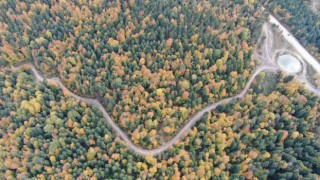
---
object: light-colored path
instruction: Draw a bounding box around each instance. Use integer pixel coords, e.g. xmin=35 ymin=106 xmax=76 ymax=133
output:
xmin=11 ymin=63 xmax=276 ymax=155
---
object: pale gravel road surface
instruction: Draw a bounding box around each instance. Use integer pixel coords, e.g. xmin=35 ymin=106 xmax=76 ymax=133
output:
xmin=12 ymin=63 xmax=276 ymax=155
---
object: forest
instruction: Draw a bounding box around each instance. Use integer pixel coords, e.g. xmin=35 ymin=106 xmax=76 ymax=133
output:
xmin=0 ymin=0 xmax=320 ymax=179
xmin=0 ymin=0 xmax=264 ymax=148
xmin=1 ymin=65 xmax=319 ymax=179
xmin=264 ymin=0 xmax=320 ymax=59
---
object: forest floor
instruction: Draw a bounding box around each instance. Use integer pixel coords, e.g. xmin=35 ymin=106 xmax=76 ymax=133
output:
xmin=6 ymin=16 xmax=320 ymax=156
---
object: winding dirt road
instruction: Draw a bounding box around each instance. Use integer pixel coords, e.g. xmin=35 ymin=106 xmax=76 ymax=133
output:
xmin=8 ymin=24 xmax=279 ymax=155
xmin=12 ymin=63 xmax=276 ymax=155
xmin=7 ymin=17 xmax=319 ymax=156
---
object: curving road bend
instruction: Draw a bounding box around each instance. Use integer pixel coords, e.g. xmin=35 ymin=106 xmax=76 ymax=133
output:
xmin=10 ymin=62 xmax=276 ymax=155
xmin=4 ymin=23 xmax=287 ymax=155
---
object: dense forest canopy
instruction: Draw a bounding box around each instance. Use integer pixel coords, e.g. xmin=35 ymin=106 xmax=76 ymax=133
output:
xmin=0 ymin=0 xmax=264 ymax=148
xmin=1 ymin=68 xmax=319 ymax=179
xmin=1 ymin=0 xmax=320 ymax=179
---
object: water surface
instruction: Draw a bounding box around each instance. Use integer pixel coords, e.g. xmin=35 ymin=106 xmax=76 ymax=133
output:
xmin=278 ymin=55 xmax=301 ymax=73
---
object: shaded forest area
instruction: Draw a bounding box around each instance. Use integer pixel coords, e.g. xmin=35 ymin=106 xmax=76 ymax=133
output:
xmin=0 ymin=0 xmax=265 ymax=148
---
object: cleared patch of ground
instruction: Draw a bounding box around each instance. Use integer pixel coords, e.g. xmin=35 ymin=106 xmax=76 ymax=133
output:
xmin=269 ymin=21 xmax=320 ymax=88
xmin=252 ymin=71 xmax=280 ymax=96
